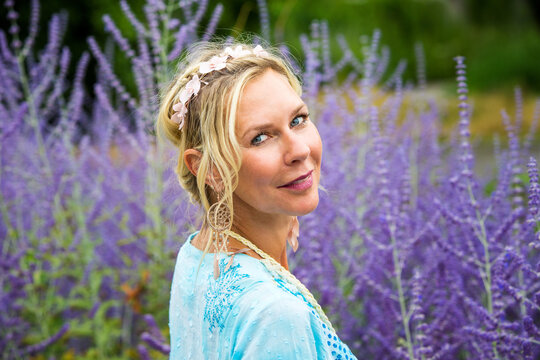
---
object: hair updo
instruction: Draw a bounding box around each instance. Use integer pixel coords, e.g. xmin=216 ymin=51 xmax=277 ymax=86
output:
xmin=157 ymin=41 xmax=301 ymax=220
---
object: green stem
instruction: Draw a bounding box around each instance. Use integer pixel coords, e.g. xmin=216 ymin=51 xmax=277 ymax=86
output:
xmin=518 ymin=270 xmax=526 ymax=316
xmin=466 ymin=182 xmax=500 ymax=359
xmin=122 ymin=305 xmax=133 ymax=352
xmin=157 ymin=0 xmax=176 ymax=85
xmin=389 ymin=223 xmax=415 ymax=360
xmin=16 ymin=55 xmax=53 ymax=179
xmin=0 ymin=170 xmax=17 ymax=253
xmin=145 ymin=142 xmax=166 ymax=263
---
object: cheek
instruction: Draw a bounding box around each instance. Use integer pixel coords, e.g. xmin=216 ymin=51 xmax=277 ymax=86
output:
xmin=308 ymin=127 xmax=323 ymax=165
xmin=238 ymin=151 xmax=277 ymax=186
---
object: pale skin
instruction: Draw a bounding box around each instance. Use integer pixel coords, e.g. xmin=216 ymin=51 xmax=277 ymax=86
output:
xmin=184 ymin=69 xmax=323 ymax=270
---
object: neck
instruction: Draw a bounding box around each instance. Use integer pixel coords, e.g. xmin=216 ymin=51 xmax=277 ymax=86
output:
xmin=230 ymin=210 xmax=291 ymax=270
xmin=192 ymin=198 xmax=295 ymax=270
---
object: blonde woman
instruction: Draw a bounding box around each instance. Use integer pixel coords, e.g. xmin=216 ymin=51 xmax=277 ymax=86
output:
xmin=158 ymin=42 xmax=357 ymax=359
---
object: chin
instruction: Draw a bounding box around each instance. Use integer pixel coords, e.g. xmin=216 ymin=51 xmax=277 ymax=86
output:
xmin=289 ymin=193 xmax=320 ymax=216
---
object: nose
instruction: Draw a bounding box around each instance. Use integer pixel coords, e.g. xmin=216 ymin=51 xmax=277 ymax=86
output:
xmin=283 ymin=131 xmax=310 ymax=165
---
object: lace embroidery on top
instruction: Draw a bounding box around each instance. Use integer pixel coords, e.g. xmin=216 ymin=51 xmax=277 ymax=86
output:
xmin=274 ymin=278 xmax=356 ymax=360
xmin=203 ymin=260 xmax=249 ymax=332
xmin=274 ymin=277 xmax=313 ymax=309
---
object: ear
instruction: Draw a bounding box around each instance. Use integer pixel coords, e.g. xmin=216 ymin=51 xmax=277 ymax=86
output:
xmin=183 ymin=149 xmax=223 ymax=192
xmin=183 ymin=149 xmax=202 ymax=177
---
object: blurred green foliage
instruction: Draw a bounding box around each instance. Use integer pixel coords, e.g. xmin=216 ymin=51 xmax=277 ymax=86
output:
xmin=3 ymin=0 xmax=539 ymax=91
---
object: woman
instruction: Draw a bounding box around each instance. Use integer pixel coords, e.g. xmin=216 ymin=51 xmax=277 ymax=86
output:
xmin=158 ymin=42 xmax=357 ymax=359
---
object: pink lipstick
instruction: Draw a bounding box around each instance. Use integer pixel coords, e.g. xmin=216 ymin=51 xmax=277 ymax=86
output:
xmin=278 ymin=171 xmax=314 ymax=191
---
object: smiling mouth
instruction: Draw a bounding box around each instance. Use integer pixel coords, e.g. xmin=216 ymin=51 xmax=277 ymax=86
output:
xmin=278 ymin=170 xmax=314 ymax=190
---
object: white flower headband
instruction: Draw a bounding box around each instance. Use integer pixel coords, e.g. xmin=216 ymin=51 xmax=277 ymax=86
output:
xmin=171 ymin=45 xmax=269 ymax=130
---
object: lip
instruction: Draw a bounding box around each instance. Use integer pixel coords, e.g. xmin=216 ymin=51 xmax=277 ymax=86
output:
xmin=278 ymin=170 xmax=314 ymax=191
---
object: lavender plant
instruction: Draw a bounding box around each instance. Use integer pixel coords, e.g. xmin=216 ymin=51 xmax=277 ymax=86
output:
xmin=0 ymin=0 xmax=193 ymax=357
xmin=294 ymin=33 xmax=540 ymax=358
xmin=1 ymin=0 xmax=539 ymax=359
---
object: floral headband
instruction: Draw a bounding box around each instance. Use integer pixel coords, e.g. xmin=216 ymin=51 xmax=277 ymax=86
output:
xmin=171 ymin=45 xmax=269 ymax=130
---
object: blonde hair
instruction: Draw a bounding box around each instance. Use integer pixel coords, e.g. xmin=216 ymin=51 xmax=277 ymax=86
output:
xmin=157 ymin=41 xmax=301 ymax=230
xmin=157 ymin=42 xmax=340 ymax=332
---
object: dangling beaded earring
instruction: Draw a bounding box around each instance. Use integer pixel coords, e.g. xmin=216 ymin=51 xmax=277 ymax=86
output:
xmin=286 ymin=216 xmax=300 ymax=252
xmin=206 ymin=194 xmax=232 ymax=279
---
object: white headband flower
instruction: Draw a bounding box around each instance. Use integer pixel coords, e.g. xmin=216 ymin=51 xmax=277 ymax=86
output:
xmin=224 ymin=45 xmax=252 ymax=58
xmin=171 ymin=45 xmax=269 ymax=130
xmin=252 ymin=45 xmax=269 ymax=57
xmin=199 ymin=55 xmax=228 ymax=74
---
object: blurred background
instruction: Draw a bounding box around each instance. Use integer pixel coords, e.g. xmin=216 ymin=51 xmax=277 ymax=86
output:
xmin=4 ymin=0 xmax=540 ymax=140
xmin=5 ymin=0 xmax=540 ymax=88
xmin=2 ymin=1 xmax=540 ymax=358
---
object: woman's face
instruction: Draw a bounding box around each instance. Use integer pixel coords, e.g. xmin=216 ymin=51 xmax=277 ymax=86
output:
xmin=233 ymin=69 xmax=322 ymax=219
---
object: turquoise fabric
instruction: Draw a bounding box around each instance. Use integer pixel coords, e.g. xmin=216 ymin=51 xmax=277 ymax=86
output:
xmin=169 ymin=232 xmax=357 ymax=359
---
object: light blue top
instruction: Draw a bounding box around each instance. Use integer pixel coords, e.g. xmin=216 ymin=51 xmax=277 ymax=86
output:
xmin=169 ymin=232 xmax=357 ymax=360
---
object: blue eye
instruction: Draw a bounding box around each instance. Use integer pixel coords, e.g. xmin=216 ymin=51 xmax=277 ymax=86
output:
xmin=251 ymin=133 xmax=269 ymax=146
xmin=291 ymin=114 xmax=308 ymax=127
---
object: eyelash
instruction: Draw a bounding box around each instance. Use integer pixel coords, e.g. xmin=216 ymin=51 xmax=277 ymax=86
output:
xmin=292 ymin=113 xmax=310 ymax=127
xmin=250 ymin=113 xmax=310 ymax=146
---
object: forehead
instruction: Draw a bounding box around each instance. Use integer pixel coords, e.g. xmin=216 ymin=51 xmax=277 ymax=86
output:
xmin=236 ymin=69 xmax=302 ymax=128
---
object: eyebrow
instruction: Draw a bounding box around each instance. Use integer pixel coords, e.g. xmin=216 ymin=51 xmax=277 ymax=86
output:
xmin=289 ymin=102 xmax=307 ymax=119
xmin=240 ymin=102 xmax=308 ymax=140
